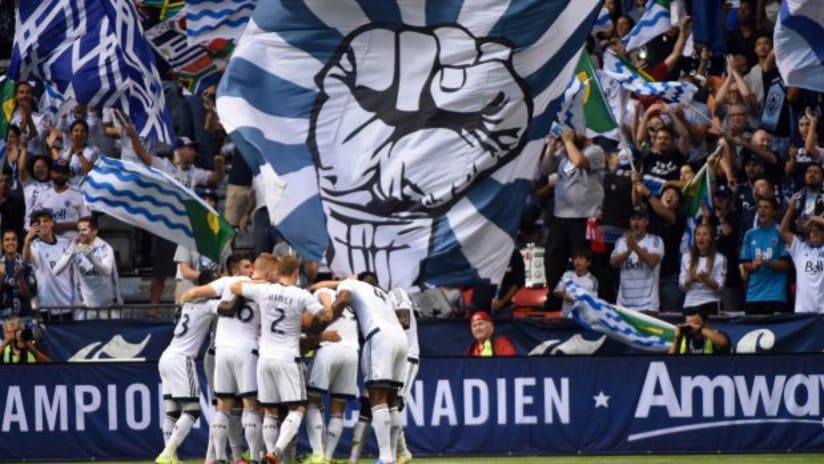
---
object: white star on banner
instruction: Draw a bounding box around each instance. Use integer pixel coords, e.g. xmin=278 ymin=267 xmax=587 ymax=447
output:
xmin=593 ymin=391 xmax=610 ymax=408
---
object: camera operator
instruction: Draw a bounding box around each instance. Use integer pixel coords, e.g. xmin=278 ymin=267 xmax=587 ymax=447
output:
xmin=668 ymin=308 xmax=731 ymax=355
xmin=1 ymin=317 xmax=51 ymax=364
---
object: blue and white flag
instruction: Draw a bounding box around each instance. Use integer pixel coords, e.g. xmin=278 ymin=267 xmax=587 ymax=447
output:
xmin=217 ymin=0 xmax=601 ymax=289
xmin=185 ymin=0 xmax=255 ymax=46
xmin=564 ymin=280 xmax=675 ymax=352
xmin=551 ymin=72 xmax=587 ymax=137
xmin=642 ymin=174 xmax=667 ymax=197
xmin=623 ymin=0 xmax=671 ymax=51
xmin=604 ymin=62 xmax=697 ymax=104
xmin=592 ymin=7 xmax=614 ymax=36
xmin=774 ymin=0 xmax=824 ymax=93
xmin=38 ymin=83 xmax=71 ymax=120
xmin=9 ymin=0 xmax=174 ymax=144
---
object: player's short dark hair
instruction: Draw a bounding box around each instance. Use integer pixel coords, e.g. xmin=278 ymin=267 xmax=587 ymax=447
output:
xmin=357 ymin=271 xmax=379 ymax=286
xmin=277 ymin=255 xmax=300 ymax=277
xmin=225 ymin=252 xmax=250 ymax=273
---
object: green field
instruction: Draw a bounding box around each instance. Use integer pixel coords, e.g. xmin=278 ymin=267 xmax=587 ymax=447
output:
xmin=53 ymin=455 xmax=824 ymax=464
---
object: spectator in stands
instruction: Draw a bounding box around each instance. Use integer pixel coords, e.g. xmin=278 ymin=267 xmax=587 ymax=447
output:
xmin=17 ymin=132 xmax=52 ymax=231
xmin=640 ymin=126 xmax=687 ymax=183
xmin=740 ymin=197 xmax=790 ymax=314
xmin=0 ymin=169 xmax=25 ymax=241
xmin=51 ymin=119 xmax=99 ymax=187
xmin=239 ymin=185 xmax=282 ymax=257
xmin=780 ymin=194 xmax=824 ymax=314
xmin=554 ymin=248 xmax=598 ymax=318
xmin=3 ymin=125 xmax=23 ymax=190
xmin=701 ymin=185 xmax=744 ymax=311
xmin=10 ymin=81 xmax=49 ymax=156
xmin=54 ymin=104 xmax=108 ymax=153
xmin=543 ymin=127 xmax=605 ymax=307
xmin=223 ymin=144 xmax=253 ymax=228
xmin=679 ymin=224 xmax=726 ymax=316
xmin=668 ymin=307 xmax=730 ymax=355
xmin=610 ymin=206 xmax=664 ymax=311
xmin=0 ymin=317 xmax=51 ymax=364
xmin=599 ymin=150 xmax=635 ymax=301
xmin=465 ymin=311 xmax=517 ymax=357
xmin=739 ymin=177 xmax=783 ymax=238
xmin=23 ymin=209 xmax=76 ymax=322
xmin=33 ymin=158 xmax=90 ymax=241
xmin=0 ymin=230 xmax=36 ymax=320
xmin=490 ymin=248 xmax=526 ymax=316
xmin=743 ymin=33 xmax=775 ymax=105
xmin=173 ymin=192 xmax=222 ymax=299
xmin=791 ymin=163 xmax=824 ymax=232
xmin=716 ymin=58 xmax=761 ymax=128
xmin=53 ymin=217 xmax=121 ymax=318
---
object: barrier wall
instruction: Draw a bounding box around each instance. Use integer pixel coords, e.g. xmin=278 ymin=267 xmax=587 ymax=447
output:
xmin=2 ymin=355 xmax=824 ymax=461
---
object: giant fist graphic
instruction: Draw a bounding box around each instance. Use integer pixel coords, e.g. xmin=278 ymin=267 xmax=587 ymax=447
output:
xmin=309 ymin=24 xmax=531 ymax=287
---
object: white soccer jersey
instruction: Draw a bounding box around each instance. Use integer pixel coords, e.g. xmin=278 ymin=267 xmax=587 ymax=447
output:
xmin=315 ymin=288 xmax=359 ymax=350
xmin=166 ymin=299 xmax=219 ymax=358
xmin=337 ymin=279 xmax=402 ymax=336
xmin=23 ymin=180 xmax=52 ymax=229
xmin=209 ymin=276 xmax=260 ymax=350
xmin=789 ymin=238 xmax=824 ymax=314
xmin=31 ymin=237 xmax=75 ymax=307
xmin=389 ymin=288 xmax=419 ymax=359
xmin=35 ymin=187 xmax=89 ymax=240
xmin=71 ymin=238 xmax=120 ymax=307
xmin=611 ymin=233 xmax=664 ymax=310
xmin=59 ymin=147 xmax=99 ymax=187
xmin=242 ymin=283 xmax=324 ymax=360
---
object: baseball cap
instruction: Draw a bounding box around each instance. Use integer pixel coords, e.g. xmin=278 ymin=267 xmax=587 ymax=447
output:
xmin=52 ymin=158 xmax=70 ymax=171
xmin=176 ymin=136 xmax=199 ymax=149
xmin=714 ymin=184 xmax=733 ymax=198
xmin=470 ymin=311 xmax=493 ymax=324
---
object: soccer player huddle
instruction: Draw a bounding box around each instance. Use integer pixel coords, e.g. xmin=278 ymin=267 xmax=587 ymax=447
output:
xmin=155 ymin=253 xmax=419 ymax=464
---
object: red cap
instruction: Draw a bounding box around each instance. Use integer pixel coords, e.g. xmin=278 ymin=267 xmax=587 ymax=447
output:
xmin=470 ymin=311 xmax=492 ymax=324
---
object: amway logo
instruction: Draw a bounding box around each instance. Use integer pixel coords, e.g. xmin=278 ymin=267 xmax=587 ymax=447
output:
xmin=628 ymin=361 xmax=824 ymax=441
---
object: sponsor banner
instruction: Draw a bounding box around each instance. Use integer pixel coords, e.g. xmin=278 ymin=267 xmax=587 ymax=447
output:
xmin=2 ymin=356 xmax=824 ymax=460
xmin=39 ymin=314 xmax=824 ymax=362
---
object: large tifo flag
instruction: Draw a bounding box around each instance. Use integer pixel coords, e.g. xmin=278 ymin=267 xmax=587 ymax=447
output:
xmin=563 ymin=280 xmax=675 ymax=352
xmin=217 ymin=0 xmax=601 ymax=289
xmin=9 ymin=0 xmax=174 ymax=143
xmin=185 ymin=0 xmax=255 ymax=46
xmin=623 ymin=0 xmax=671 ymax=51
xmin=774 ymin=0 xmax=824 ymax=93
xmin=83 ymin=157 xmax=235 ymax=261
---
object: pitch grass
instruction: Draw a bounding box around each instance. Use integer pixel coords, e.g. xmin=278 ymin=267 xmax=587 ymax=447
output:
xmin=57 ymin=455 xmax=824 ymax=464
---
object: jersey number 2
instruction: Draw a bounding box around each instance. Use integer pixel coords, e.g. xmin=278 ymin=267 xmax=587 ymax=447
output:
xmin=270 ymin=306 xmax=286 ymax=334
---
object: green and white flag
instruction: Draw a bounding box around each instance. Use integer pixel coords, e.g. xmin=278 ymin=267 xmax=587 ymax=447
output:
xmin=575 ymin=53 xmax=620 ymax=140
xmin=0 ymin=77 xmax=14 ymax=140
xmin=83 ymin=156 xmax=235 ymax=261
xmin=623 ymin=0 xmax=671 ymax=51
xmin=680 ymin=161 xmax=713 ymax=254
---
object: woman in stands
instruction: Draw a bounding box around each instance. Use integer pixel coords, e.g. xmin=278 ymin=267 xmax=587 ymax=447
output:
xmin=53 ymin=119 xmax=98 ymax=187
xmin=679 ymin=223 xmax=727 ymax=316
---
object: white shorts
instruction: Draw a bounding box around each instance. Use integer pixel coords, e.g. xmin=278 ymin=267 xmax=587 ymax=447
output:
xmin=308 ymin=344 xmax=359 ymax=399
xmin=214 ymin=345 xmax=258 ymax=398
xmin=159 ymin=350 xmax=200 ymax=401
xmin=257 ymin=356 xmax=307 ymax=407
xmin=361 ymin=327 xmax=407 ymax=389
xmin=398 ymin=358 xmax=420 ymax=400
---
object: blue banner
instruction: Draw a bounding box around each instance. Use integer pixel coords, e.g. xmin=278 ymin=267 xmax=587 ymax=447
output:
xmin=2 ymin=356 xmax=824 ymax=461
xmin=43 ymin=320 xmax=175 ymax=362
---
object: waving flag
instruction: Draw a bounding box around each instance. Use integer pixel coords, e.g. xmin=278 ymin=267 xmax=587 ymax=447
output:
xmin=624 ymin=0 xmax=671 ymax=51
xmin=217 ymin=0 xmax=601 ymax=289
xmin=575 ymin=53 xmax=620 ymax=140
xmin=774 ymin=0 xmax=824 ymax=93
xmin=604 ymin=60 xmax=697 ymax=104
xmin=186 ymin=0 xmax=255 ymax=46
xmin=9 ymin=0 xmax=174 ymax=143
xmin=592 ymin=7 xmax=614 ymax=36
xmin=83 ymin=157 xmax=235 ymax=261
xmin=564 ymin=280 xmax=674 ymax=352
xmin=551 ymin=71 xmax=587 ymax=136
xmin=139 ymin=0 xmax=186 ymax=22
xmin=0 ymin=77 xmax=13 ymax=139
xmin=680 ymin=160 xmax=714 ymax=254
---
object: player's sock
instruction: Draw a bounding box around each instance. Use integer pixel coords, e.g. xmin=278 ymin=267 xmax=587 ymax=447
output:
xmin=262 ymin=414 xmax=280 ymax=452
xmin=371 ymin=405 xmax=393 ymax=463
xmin=324 ymin=412 xmax=344 ymax=461
xmin=205 ymin=429 xmax=216 ymax=463
xmin=305 ymin=403 xmax=325 ymax=456
xmin=163 ymin=412 xmax=196 ymax=455
xmin=396 ymin=429 xmax=411 ymax=457
xmin=211 ymin=410 xmax=230 ymax=461
xmin=242 ymin=409 xmax=263 ymax=464
xmin=348 ymin=419 xmax=370 ymax=463
xmin=389 ymin=406 xmax=402 ymax=458
xmin=229 ymin=408 xmax=244 ymax=461
xmin=274 ymin=410 xmax=304 ymax=455
xmin=163 ymin=414 xmax=176 ymax=445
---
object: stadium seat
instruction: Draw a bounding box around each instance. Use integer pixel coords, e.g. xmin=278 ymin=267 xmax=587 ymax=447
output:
xmin=511 ymin=287 xmax=548 ymax=308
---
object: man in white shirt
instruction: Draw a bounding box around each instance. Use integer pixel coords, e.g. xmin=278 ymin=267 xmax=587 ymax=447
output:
xmin=33 ymin=159 xmax=90 ymax=241
xmin=610 ymin=206 xmax=665 ymax=310
xmin=17 ymin=132 xmax=52 ymax=231
xmin=22 ymin=209 xmax=75 ymax=321
xmin=155 ymin=271 xmax=220 ymax=464
xmin=319 ymin=274 xmax=408 ymax=464
xmin=229 ymin=256 xmax=332 ymax=464
xmin=780 ymin=195 xmax=824 ymax=314
xmin=53 ymin=217 xmax=121 ymax=318
xmin=303 ymin=287 xmax=360 ymax=464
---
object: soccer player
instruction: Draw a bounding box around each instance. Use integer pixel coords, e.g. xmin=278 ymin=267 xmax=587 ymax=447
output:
xmin=303 ymin=287 xmax=359 ymax=464
xmin=321 ymin=274 xmax=408 ymax=464
xmin=389 ymin=287 xmax=418 ymax=464
xmin=155 ymin=271 xmax=220 ymax=464
xmin=228 ymin=256 xmax=331 ymax=464
xmin=179 ymin=253 xmax=262 ymax=464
